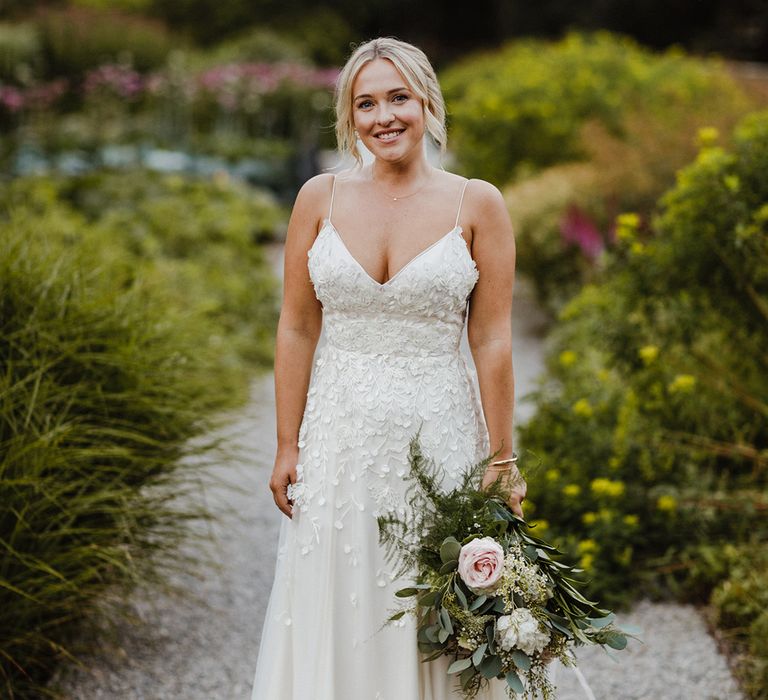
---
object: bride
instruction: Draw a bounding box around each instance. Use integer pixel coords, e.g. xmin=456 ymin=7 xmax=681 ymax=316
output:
xmin=251 ymin=36 xmax=524 ymax=699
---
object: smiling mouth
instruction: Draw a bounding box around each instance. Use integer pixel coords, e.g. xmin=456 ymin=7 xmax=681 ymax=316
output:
xmin=375 ymin=129 xmax=404 ymax=142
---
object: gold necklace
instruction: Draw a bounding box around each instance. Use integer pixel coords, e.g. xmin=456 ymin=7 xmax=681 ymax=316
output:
xmin=373 ymin=168 xmax=435 ymax=201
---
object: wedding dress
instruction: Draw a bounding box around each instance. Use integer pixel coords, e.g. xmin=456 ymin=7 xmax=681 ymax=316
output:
xmin=251 ymin=174 xmax=514 ymax=699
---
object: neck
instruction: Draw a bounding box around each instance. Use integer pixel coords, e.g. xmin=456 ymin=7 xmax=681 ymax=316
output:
xmin=370 ymin=155 xmax=433 ymax=187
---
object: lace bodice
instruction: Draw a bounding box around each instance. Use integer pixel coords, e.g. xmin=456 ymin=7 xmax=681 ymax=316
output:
xmin=287 ymin=173 xmax=490 ymax=558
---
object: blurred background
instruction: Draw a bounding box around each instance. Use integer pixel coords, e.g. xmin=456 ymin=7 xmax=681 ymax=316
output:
xmin=1 ymin=1 xmax=767 ymax=698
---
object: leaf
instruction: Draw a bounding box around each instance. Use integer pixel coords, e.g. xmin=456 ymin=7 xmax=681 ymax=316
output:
xmin=440 ymin=538 xmax=462 ymax=563
xmin=604 ymin=630 xmax=628 ymax=650
xmin=418 ymin=590 xmax=441 ymax=607
xmin=388 ymin=610 xmax=407 ymax=621
xmin=447 ymin=657 xmax=473 ymax=674
xmin=469 ymin=594 xmax=488 ymax=611
xmin=492 ymin=597 xmax=506 ymax=613
xmin=460 ymin=665 xmax=476 ymax=690
xmin=505 ymin=669 xmax=525 ymax=694
xmin=438 ymin=627 xmax=450 ymax=644
xmin=478 ymin=654 xmax=503 ymax=679
xmin=440 ymin=607 xmax=454 ymax=635
xmin=587 ymin=613 xmax=616 ymax=629
xmin=472 ymin=642 xmax=488 ymax=667
xmin=395 ymin=587 xmax=420 ymax=597
xmin=439 ymin=560 xmax=459 ymax=574
xmin=511 ymin=650 xmax=531 ymax=671
xmin=453 ymin=580 xmax=468 ymax=609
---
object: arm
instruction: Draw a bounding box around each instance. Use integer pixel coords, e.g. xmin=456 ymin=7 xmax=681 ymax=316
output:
xmin=465 ymin=180 xmax=526 ymax=517
xmin=269 ymin=174 xmax=327 ymax=518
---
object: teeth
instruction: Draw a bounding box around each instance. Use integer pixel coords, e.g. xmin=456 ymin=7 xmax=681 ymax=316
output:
xmin=377 ymin=130 xmax=403 ymax=141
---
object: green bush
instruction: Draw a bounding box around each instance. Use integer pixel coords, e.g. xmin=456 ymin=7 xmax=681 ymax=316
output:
xmin=0 ymin=22 xmax=43 ymax=83
xmin=0 ymin=168 xmax=282 ymax=367
xmin=441 ymin=29 xmax=748 ymax=185
xmin=33 ymin=5 xmax=174 ymax=78
xmin=517 ymin=109 xmax=768 ymax=693
xmin=0 ymin=219 xmax=246 ymax=698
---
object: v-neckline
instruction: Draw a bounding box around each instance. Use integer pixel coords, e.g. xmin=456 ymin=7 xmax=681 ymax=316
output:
xmin=322 ymin=218 xmax=462 ymax=288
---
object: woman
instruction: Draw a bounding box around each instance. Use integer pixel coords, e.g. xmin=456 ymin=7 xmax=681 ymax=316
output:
xmin=251 ymin=36 xmax=524 ymax=699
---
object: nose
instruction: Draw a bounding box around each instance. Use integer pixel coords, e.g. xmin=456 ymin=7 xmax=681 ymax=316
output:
xmin=376 ymin=104 xmax=394 ymax=125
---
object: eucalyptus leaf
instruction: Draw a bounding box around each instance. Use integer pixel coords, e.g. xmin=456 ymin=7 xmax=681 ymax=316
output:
xmin=438 ymin=627 xmax=450 ymax=644
xmin=505 ymin=669 xmax=525 ymax=694
xmin=587 ymin=613 xmax=616 ymax=629
xmin=469 ymin=594 xmax=487 ymax=611
xmin=511 ymin=650 xmax=531 ymax=671
xmin=439 ymin=560 xmax=459 ymax=574
xmin=447 ymin=657 xmax=473 ymax=674
xmin=453 ymin=580 xmax=468 ymax=609
xmin=440 ymin=538 xmax=462 ymax=564
xmin=472 ymin=642 xmax=488 ymax=667
xmin=478 ymin=653 xmax=503 ymax=679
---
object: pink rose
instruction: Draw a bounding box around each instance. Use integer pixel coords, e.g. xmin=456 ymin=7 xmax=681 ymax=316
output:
xmin=457 ymin=536 xmax=505 ymax=593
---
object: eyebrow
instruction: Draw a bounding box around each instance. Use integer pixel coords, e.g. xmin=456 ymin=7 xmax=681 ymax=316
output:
xmin=353 ymin=87 xmax=410 ymax=101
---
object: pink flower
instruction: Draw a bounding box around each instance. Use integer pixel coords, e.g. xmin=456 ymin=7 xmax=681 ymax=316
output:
xmin=457 ymin=536 xmax=505 ymax=593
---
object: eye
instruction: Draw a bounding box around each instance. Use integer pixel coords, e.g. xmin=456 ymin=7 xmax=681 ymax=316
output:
xmin=356 ymin=94 xmax=409 ymax=109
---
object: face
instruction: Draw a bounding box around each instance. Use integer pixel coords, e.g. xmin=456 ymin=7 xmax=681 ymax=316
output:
xmin=351 ymin=57 xmax=426 ymax=162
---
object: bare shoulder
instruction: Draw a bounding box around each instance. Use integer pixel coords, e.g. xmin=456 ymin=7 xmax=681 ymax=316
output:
xmin=463 ymin=178 xmax=513 ymax=240
xmin=465 ymin=177 xmax=505 ymax=210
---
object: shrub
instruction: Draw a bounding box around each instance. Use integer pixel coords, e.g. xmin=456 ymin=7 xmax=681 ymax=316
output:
xmin=0 ymin=168 xmax=282 ymax=368
xmin=441 ymin=29 xmax=749 ymax=185
xmin=0 ymin=219 xmax=245 ymax=698
xmin=516 ymin=109 xmax=768 ymax=669
xmin=33 ymin=5 xmax=173 ymax=78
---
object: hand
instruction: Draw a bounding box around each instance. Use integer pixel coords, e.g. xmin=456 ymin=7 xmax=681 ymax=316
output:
xmin=269 ymin=447 xmax=299 ymax=519
xmin=481 ymin=466 xmax=526 ymax=519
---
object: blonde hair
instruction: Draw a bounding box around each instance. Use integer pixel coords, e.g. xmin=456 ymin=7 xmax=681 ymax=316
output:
xmin=332 ymin=37 xmax=448 ymax=169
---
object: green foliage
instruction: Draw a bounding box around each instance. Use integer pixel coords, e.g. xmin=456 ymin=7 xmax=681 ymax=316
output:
xmin=516 ymin=110 xmax=768 ymax=695
xmin=0 ymin=168 xmax=281 ymax=697
xmin=441 ymin=30 xmax=750 ymax=185
xmin=34 ymin=5 xmax=174 ymax=78
xmin=0 ymin=169 xmax=282 ymax=367
xmin=0 ymin=21 xmax=43 ymax=83
xmin=0 ymin=213 xmax=259 ymax=698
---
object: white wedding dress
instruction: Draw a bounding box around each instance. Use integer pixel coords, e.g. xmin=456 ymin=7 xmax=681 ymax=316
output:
xmin=251 ymin=174 xmax=514 ymax=699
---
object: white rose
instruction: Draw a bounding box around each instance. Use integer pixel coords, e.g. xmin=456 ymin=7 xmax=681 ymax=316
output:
xmin=495 ymin=608 xmax=551 ymax=656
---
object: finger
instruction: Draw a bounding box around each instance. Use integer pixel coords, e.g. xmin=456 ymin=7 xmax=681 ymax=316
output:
xmin=273 ymin=480 xmax=293 ymax=519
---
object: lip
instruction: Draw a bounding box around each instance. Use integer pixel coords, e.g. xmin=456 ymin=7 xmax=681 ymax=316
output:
xmin=374 ymin=128 xmax=405 ymax=143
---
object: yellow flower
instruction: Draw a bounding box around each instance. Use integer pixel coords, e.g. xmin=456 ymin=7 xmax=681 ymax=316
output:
xmin=608 ymin=456 xmax=621 ymax=471
xmin=638 ymin=344 xmax=659 ymax=365
xmin=577 ymin=538 xmax=599 ymax=554
xmin=529 ymin=519 xmax=549 ymax=532
xmin=582 ymin=511 xmax=598 ymax=525
xmin=579 ymin=553 xmax=595 ymax=571
xmin=546 ymin=468 xmax=561 ymax=482
xmin=572 ymin=398 xmax=593 ymax=418
xmin=615 ymin=212 xmax=640 ymax=241
xmin=559 ymin=350 xmax=577 ymax=368
xmin=723 ymin=175 xmax=740 ymax=193
xmin=657 ymin=495 xmax=678 ymax=512
xmin=668 ymin=374 xmax=696 ymax=394
xmin=591 ymin=478 xmax=626 ymax=498
xmin=596 ymin=368 xmax=611 ymax=383
xmin=562 ymin=484 xmax=581 ymax=497
xmin=696 ymin=126 xmax=719 ymax=148
xmin=630 ymin=241 xmax=645 ymax=255
xmin=623 ymin=514 xmax=639 ymax=527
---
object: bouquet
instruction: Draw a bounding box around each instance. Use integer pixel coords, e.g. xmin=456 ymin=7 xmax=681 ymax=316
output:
xmin=376 ymin=432 xmax=636 ymax=699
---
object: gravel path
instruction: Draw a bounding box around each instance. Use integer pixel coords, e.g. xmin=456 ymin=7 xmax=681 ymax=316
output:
xmin=48 ymin=242 xmax=744 ymax=700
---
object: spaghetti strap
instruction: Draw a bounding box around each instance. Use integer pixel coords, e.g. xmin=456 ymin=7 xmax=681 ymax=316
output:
xmin=328 ymin=173 xmax=337 ymax=222
xmin=454 ymin=178 xmax=470 ymax=228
